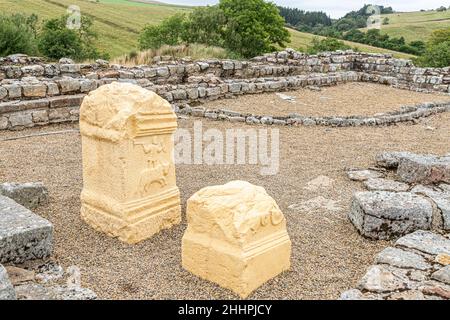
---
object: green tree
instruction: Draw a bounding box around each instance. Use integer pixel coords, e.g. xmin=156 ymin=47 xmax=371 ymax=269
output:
xmin=219 ymin=0 xmax=290 ymax=58
xmin=38 ymin=15 xmax=104 ymax=60
xmin=415 ymin=28 xmax=450 ymax=67
xmin=139 ymin=14 xmax=187 ymax=50
xmin=0 ymin=13 xmax=37 ymax=56
xmin=184 ymin=6 xmax=226 ymax=46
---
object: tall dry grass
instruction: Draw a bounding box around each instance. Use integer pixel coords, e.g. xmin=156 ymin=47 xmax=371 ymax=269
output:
xmin=111 ymin=44 xmax=233 ymax=65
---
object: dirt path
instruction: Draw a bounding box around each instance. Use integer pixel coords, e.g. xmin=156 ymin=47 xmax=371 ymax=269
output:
xmin=1 ymin=104 xmax=449 ymax=299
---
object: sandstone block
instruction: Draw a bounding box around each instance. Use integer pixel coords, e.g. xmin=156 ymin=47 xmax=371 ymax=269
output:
xmin=349 ymin=191 xmax=432 ymax=240
xmin=0 ymin=195 xmax=53 ymax=264
xmin=182 ymin=180 xmax=291 ymax=298
xmin=80 ymin=82 xmax=181 ymax=244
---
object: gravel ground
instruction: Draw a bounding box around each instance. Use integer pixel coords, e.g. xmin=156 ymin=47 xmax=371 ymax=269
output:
xmin=204 ymin=82 xmax=450 ymax=117
xmin=0 ymin=95 xmax=449 ymax=300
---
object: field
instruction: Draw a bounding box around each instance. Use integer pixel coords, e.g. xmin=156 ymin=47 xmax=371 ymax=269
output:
xmin=0 ymin=0 xmax=416 ymax=59
xmin=0 ymin=0 xmax=191 ymax=57
xmin=288 ymin=29 xmax=415 ymax=59
xmin=361 ymin=9 xmax=450 ymax=42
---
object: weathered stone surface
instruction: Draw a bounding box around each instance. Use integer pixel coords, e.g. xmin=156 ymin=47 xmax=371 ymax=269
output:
xmin=375 ymin=151 xmax=414 ymax=168
xmin=347 ymin=169 xmax=384 ymax=181
xmin=395 ymin=230 xmax=450 ymax=256
xmin=418 ymin=280 xmax=450 ymax=299
xmin=364 ymin=178 xmax=409 ymax=192
xmin=15 ymin=283 xmax=97 ymax=300
xmin=411 ymin=184 xmax=450 ymax=231
xmin=0 ymin=195 xmax=53 ymax=264
xmin=0 ymin=265 xmax=16 ymax=300
xmin=375 ymin=247 xmax=432 ymax=270
xmin=387 ymin=290 xmax=425 ymax=300
xmin=349 ymin=191 xmax=432 ymax=240
xmin=357 ymin=265 xmax=410 ymax=293
xmin=397 ymin=153 xmax=450 ymax=184
xmin=182 ymin=180 xmax=291 ymax=298
xmin=339 ymin=289 xmax=383 ymax=300
xmin=80 ymin=82 xmax=181 ymax=244
xmin=57 ymin=77 xmax=81 ymax=93
xmin=0 ymin=182 xmax=48 ymax=210
xmin=22 ymin=83 xmax=47 ymax=98
xmin=8 ymin=112 xmax=33 ymax=128
xmin=432 ymin=266 xmax=450 ymax=285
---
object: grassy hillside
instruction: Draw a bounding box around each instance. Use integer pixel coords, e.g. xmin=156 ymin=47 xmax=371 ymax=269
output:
xmin=0 ymin=0 xmax=415 ymax=59
xmin=0 ymin=0 xmax=191 ymax=57
xmin=362 ymin=10 xmax=450 ymax=42
xmin=288 ymin=29 xmax=415 ymax=59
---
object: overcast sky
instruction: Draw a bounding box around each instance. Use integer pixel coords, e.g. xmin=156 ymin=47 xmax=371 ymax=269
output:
xmin=161 ymin=0 xmax=450 ymax=18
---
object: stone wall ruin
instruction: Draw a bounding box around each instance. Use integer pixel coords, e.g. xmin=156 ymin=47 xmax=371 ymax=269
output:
xmin=0 ymin=49 xmax=449 ymax=131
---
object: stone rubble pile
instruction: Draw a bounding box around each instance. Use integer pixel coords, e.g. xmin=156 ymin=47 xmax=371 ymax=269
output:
xmin=1 ymin=49 xmax=449 ymax=131
xmin=347 ymin=152 xmax=450 ymax=240
xmin=340 ymin=230 xmax=450 ymax=300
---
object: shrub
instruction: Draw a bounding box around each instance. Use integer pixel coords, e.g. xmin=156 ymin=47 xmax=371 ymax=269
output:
xmin=0 ymin=13 xmax=38 ymax=56
xmin=414 ymin=28 xmax=450 ymax=67
xmin=307 ymin=37 xmax=351 ymax=54
xmin=38 ymin=15 xmax=104 ymax=61
xmin=139 ymin=14 xmax=187 ymax=50
xmin=184 ymin=6 xmax=226 ymax=47
xmin=218 ymin=0 xmax=290 ymax=58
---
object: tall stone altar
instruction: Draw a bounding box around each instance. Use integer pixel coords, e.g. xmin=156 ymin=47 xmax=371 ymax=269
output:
xmin=79 ymin=82 xmax=181 ymax=244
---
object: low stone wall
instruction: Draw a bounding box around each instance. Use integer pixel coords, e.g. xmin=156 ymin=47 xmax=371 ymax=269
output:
xmin=178 ymin=101 xmax=450 ymax=127
xmin=1 ymin=49 xmax=449 ymax=130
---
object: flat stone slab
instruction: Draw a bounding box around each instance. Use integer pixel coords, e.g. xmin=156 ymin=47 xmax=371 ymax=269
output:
xmin=397 ymin=153 xmax=450 ymax=184
xmin=349 ymin=191 xmax=432 ymax=240
xmin=347 ymin=169 xmax=384 ymax=181
xmin=0 ymin=264 xmax=16 ymax=300
xmin=341 ymin=230 xmax=450 ymax=300
xmin=375 ymin=151 xmax=414 ymax=169
xmin=395 ymin=230 xmax=450 ymax=256
xmin=364 ymin=178 xmax=409 ymax=192
xmin=357 ymin=265 xmax=411 ymax=293
xmin=0 ymin=182 xmax=48 ymax=210
xmin=375 ymin=247 xmax=432 ymax=270
xmin=0 ymin=195 xmax=53 ymax=264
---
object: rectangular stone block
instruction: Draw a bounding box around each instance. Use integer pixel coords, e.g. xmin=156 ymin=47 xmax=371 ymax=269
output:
xmin=397 ymin=154 xmax=450 ymax=184
xmin=80 ymin=82 xmax=181 ymax=244
xmin=0 ymin=195 xmax=53 ymax=264
xmin=349 ymin=191 xmax=432 ymax=240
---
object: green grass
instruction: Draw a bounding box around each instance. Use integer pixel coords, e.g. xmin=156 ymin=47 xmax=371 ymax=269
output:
xmin=288 ymin=29 xmax=415 ymax=59
xmin=0 ymin=0 xmax=191 ymax=57
xmin=0 ymin=0 xmax=416 ymax=59
xmin=361 ymin=9 xmax=450 ymax=42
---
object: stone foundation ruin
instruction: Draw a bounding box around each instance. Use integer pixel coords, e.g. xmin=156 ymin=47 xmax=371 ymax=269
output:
xmin=1 ymin=49 xmax=449 ymax=131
